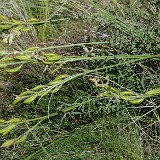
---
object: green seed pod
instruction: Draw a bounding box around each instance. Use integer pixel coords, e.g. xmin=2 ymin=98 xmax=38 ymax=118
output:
xmin=145 ymin=88 xmax=160 ymax=96
xmin=13 ymin=96 xmax=26 ymax=105
xmin=23 ymin=95 xmax=37 ymax=104
xmin=0 ymin=125 xmax=16 ymax=135
xmin=19 ymin=90 xmax=33 ymax=96
xmin=54 ymin=74 xmax=68 ymax=81
xmin=1 ymin=139 xmax=15 ymax=147
xmin=16 ymin=134 xmax=28 ymax=144
xmin=0 ymin=25 xmax=12 ymax=30
xmin=99 ymin=92 xmax=111 ymax=97
xmin=7 ymin=118 xmax=21 ymax=123
xmin=42 ymin=52 xmax=61 ymax=61
xmin=32 ymin=85 xmax=46 ymax=91
xmin=43 ymin=61 xmax=55 ymax=65
xmin=129 ymin=98 xmax=145 ymax=104
xmin=6 ymin=65 xmax=22 ymax=73
xmin=14 ymin=55 xmax=31 ymax=61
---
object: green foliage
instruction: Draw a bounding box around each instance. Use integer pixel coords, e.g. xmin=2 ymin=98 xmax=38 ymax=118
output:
xmin=0 ymin=0 xmax=160 ymax=159
xmin=98 ymin=82 xmax=160 ymax=104
xmin=24 ymin=117 xmax=143 ymax=160
xmin=0 ymin=49 xmax=62 ymax=72
xmin=0 ymin=14 xmax=41 ymax=46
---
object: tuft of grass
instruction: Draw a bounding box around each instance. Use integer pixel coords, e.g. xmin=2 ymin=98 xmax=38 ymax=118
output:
xmin=0 ymin=115 xmax=145 ymax=160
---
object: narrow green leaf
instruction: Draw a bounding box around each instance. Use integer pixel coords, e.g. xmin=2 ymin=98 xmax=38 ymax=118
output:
xmin=145 ymin=88 xmax=160 ymax=96
xmin=0 ymin=125 xmax=16 ymax=135
xmin=48 ymin=56 xmax=61 ymax=61
xmin=120 ymin=95 xmax=136 ymax=101
xmin=120 ymin=91 xmax=138 ymax=101
xmin=11 ymin=25 xmax=23 ymax=31
xmin=7 ymin=118 xmax=21 ymax=123
xmin=1 ymin=139 xmax=15 ymax=147
xmin=46 ymin=56 xmax=61 ymax=61
xmin=106 ymin=86 xmax=119 ymax=93
xmin=32 ymin=85 xmax=46 ymax=91
xmin=129 ymin=98 xmax=145 ymax=104
xmin=0 ymin=57 xmax=14 ymax=62
xmin=15 ymin=134 xmax=28 ymax=144
xmin=41 ymin=53 xmax=56 ymax=57
xmin=24 ymin=47 xmax=37 ymax=52
xmin=43 ymin=61 xmax=55 ymax=65
xmin=13 ymin=96 xmax=26 ymax=105
xmin=99 ymin=92 xmax=111 ymax=97
xmin=48 ymin=80 xmax=58 ymax=86
xmin=153 ymin=58 xmax=160 ymax=61
xmin=19 ymin=90 xmax=33 ymax=96
xmin=20 ymin=26 xmax=32 ymax=31
xmin=0 ymin=25 xmax=12 ymax=30
xmin=37 ymin=90 xmax=50 ymax=97
xmin=23 ymin=95 xmax=37 ymax=104
xmin=49 ymin=85 xmax=62 ymax=93
xmin=14 ymin=55 xmax=31 ymax=61
xmin=42 ymin=53 xmax=61 ymax=61
xmin=53 ymin=74 xmax=68 ymax=81
xmin=48 ymin=75 xmax=68 ymax=86
xmin=29 ymin=60 xmax=38 ymax=64
xmin=12 ymin=19 xmax=23 ymax=24
xmin=120 ymin=91 xmax=135 ymax=95
xmin=6 ymin=65 xmax=22 ymax=73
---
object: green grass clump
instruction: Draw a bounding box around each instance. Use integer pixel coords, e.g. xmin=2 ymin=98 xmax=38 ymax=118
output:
xmin=6 ymin=116 xmax=143 ymax=160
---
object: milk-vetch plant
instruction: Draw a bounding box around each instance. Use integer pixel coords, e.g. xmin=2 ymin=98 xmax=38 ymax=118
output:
xmin=0 ymin=42 xmax=160 ymax=147
xmin=0 ymin=1 xmax=160 ymax=159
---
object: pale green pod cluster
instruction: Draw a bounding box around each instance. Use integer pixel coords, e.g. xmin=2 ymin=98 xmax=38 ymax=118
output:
xmin=13 ymin=74 xmax=69 ymax=105
xmin=99 ymin=83 xmax=160 ymax=105
xmin=0 ymin=118 xmax=28 ymax=147
xmin=0 ymin=50 xmax=62 ymax=73
xmin=1 ymin=134 xmax=28 ymax=147
xmin=1 ymin=133 xmax=28 ymax=147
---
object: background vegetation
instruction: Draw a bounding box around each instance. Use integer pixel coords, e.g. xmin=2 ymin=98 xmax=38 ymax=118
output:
xmin=0 ymin=0 xmax=159 ymax=159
